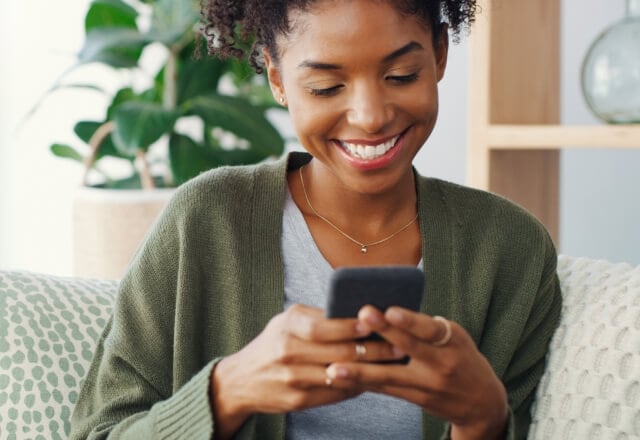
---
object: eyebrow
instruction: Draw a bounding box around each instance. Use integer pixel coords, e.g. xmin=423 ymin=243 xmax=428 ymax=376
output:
xmin=297 ymin=41 xmax=424 ymax=70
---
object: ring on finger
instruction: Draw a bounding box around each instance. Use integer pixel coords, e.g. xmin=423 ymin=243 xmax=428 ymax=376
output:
xmin=355 ymin=342 xmax=367 ymax=360
xmin=432 ymin=316 xmax=452 ymax=347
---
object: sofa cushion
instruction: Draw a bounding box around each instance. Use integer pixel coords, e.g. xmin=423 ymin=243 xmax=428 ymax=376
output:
xmin=1 ymin=256 xmax=639 ymax=439
xmin=0 ymin=271 xmax=116 ymax=440
xmin=529 ymin=256 xmax=640 ymax=439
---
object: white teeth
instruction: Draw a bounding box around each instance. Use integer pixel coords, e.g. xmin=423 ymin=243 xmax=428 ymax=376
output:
xmin=364 ymin=146 xmax=375 ymax=159
xmin=340 ymin=135 xmax=399 ymax=160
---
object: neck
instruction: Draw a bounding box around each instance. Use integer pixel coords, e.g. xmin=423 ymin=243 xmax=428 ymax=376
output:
xmin=299 ymin=160 xmax=417 ymax=233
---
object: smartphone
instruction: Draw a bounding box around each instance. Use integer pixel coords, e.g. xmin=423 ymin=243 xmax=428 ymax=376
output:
xmin=326 ymin=266 xmax=424 ymax=363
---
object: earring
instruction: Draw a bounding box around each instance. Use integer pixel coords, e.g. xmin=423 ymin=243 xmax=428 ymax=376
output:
xmin=280 ymin=96 xmax=286 ymax=105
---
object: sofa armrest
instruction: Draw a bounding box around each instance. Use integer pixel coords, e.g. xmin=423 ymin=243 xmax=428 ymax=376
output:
xmin=528 ymin=256 xmax=640 ymax=438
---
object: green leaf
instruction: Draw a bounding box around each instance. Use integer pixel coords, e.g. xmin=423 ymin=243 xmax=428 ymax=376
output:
xmin=74 ymin=120 xmax=103 ymax=143
xmin=78 ymin=28 xmax=147 ymax=68
xmin=202 ymin=125 xmax=272 ymax=165
xmin=111 ymin=102 xmax=180 ymax=156
xmin=106 ymin=87 xmax=137 ymax=120
xmin=149 ymin=0 xmax=199 ymax=46
xmin=207 ymin=144 xmax=271 ymax=166
xmin=85 ymin=0 xmax=138 ymax=31
xmin=176 ymin=42 xmax=230 ymax=104
xmin=74 ymin=121 xmax=134 ymax=161
xmin=50 ymin=144 xmax=85 ymax=162
xmin=185 ymin=94 xmax=285 ymax=158
xmin=228 ymin=58 xmax=256 ymax=86
xmin=168 ymin=133 xmax=220 ymax=185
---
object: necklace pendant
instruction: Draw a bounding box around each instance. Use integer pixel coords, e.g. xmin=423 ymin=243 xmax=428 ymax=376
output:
xmin=361 ymin=245 xmax=367 ymax=254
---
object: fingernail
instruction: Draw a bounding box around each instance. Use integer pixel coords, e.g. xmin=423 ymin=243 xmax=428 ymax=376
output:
xmin=363 ymin=312 xmax=384 ymax=327
xmin=327 ymin=365 xmax=350 ymax=379
xmin=386 ymin=308 xmax=404 ymax=324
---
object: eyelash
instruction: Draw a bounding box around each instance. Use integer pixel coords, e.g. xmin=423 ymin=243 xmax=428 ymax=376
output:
xmin=388 ymin=72 xmax=419 ymax=84
xmin=308 ymin=72 xmax=420 ymax=97
xmin=309 ymin=85 xmax=343 ymax=97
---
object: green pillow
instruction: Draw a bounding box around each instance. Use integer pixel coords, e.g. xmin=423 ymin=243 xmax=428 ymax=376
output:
xmin=0 ymin=271 xmax=116 ymax=440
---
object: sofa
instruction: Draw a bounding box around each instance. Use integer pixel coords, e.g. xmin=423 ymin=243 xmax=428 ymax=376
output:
xmin=0 ymin=255 xmax=638 ymax=439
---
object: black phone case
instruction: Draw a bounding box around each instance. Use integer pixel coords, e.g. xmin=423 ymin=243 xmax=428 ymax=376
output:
xmin=326 ymin=266 xmax=424 ymax=364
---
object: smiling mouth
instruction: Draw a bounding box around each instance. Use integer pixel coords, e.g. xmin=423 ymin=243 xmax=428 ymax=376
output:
xmin=338 ymin=132 xmax=404 ymax=160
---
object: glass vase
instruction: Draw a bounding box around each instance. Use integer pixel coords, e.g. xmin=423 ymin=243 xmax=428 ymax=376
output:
xmin=581 ymin=0 xmax=640 ymax=123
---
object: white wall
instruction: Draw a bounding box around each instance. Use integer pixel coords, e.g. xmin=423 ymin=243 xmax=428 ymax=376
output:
xmin=559 ymin=0 xmax=640 ymax=265
xmin=0 ymin=0 xmax=95 ymax=275
xmin=1 ymin=1 xmax=638 ymax=276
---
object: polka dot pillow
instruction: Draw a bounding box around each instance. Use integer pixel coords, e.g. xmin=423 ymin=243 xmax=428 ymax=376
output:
xmin=529 ymin=256 xmax=640 ymax=439
xmin=0 ymin=271 xmax=116 ymax=440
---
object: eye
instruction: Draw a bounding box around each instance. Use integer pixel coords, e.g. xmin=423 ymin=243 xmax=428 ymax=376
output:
xmin=307 ymin=85 xmax=343 ymax=97
xmin=387 ymin=73 xmax=419 ymax=84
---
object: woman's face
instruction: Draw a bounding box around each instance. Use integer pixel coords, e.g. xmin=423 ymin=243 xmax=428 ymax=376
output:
xmin=266 ymin=0 xmax=448 ymax=195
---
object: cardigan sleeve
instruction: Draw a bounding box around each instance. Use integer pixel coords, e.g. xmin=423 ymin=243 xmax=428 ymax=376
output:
xmin=68 ymin=190 xmax=219 ymax=440
xmin=481 ymin=230 xmax=563 ymax=440
xmin=502 ymin=245 xmax=562 ymax=440
xmin=439 ymin=240 xmax=561 ymax=440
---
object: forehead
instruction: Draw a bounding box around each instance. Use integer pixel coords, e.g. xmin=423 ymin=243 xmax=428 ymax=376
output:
xmin=275 ymin=0 xmax=433 ymax=61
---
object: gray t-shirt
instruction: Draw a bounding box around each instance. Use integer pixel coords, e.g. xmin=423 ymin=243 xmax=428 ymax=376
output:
xmin=282 ymin=188 xmax=422 ymax=439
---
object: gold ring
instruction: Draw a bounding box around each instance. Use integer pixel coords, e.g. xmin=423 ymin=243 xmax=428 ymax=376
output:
xmin=355 ymin=343 xmax=367 ymax=359
xmin=432 ymin=316 xmax=452 ymax=347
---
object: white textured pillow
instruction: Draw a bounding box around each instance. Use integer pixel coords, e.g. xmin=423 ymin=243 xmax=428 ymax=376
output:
xmin=0 ymin=271 xmax=116 ymax=439
xmin=528 ymin=256 xmax=640 ymax=439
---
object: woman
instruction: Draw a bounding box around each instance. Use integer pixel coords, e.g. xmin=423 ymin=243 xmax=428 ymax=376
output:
xmin=70 ymin=0 xmax=562 ymax=439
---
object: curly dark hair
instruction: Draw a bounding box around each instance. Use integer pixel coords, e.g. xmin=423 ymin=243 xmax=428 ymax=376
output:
xmin=201 ymin=0 xmax=477 ymax=73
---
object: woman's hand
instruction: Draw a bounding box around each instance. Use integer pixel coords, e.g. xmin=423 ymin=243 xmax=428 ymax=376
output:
xmin=210 ymin=304 xmax=406 ymax=439
xmin=325 ymin=306 xmax=509 ymax=440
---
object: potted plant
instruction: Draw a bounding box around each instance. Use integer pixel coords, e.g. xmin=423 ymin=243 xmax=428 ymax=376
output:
xmin=44 ymin=0 xmax=285 ymax=279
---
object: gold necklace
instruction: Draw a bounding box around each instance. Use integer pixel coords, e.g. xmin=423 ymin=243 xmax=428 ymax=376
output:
xmin=298 ymin=166 xmax=418 ymax=254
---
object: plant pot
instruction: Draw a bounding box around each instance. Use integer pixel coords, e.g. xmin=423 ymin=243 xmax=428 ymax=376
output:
xmin=73 ymin=187 xmax=175 ymax=280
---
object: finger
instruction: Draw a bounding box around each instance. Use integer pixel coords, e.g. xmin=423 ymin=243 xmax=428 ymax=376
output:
xmin=281 ymin=337 xmax=405 ymax=364
xmin=272 ymin=365 xmax=340 ymax=389
xmin=356 ymin=305 xmax=389 ymax=333
xmin=385 ymin=308 xmax=454 ymax=346
xmin=358 ymin=305 xmax=451 ymax=345
xmin=363 ymin=383 xmax=449 ymax=416
xmin=268 ymin=365 xmax=362 ymax=412
xmin=359 ymin=306 xmax=456 ymax=352
xmin=291 ymin=385 xmax=362 ymax=410
xmin=325 ymin=361 xmax=416 ymax=389
xmin=355 ymin=306 xmax=432 ymax=358
xmin=284 ymin=304 xmax=371 ymax=342
xmin=275 ymin=364 xmax=361 ymax=392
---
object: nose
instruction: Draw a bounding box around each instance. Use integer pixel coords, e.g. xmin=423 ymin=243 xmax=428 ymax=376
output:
xmin=346 ymin=81 xmax=394 ymax=134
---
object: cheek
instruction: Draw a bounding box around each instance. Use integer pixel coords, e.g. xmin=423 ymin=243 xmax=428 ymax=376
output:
xmin=405 ymin=84 xmax=439 ymax=123
xmin=288 ymin=97 xmax=341 ymax=139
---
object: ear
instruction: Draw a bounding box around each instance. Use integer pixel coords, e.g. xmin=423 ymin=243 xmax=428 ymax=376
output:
xmin=263 ymin=48 xmax=286 ymax=104
xmin=434 ymin=23 xmax=449 ymax=82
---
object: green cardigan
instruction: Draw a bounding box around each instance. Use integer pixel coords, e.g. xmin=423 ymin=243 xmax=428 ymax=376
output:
xmin=70 ymin=152 xmax=562 ymax=439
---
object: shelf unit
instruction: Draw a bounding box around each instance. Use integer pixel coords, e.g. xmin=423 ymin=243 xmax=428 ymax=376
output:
xmin=467 ymin=0 xmax=640 ymax=242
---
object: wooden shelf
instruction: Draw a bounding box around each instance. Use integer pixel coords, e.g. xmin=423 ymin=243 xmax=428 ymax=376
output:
xmin=487 ymin=124 xmax=640 ymax=149
xmin=467 ymin=0 xmax=640 ymax=243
